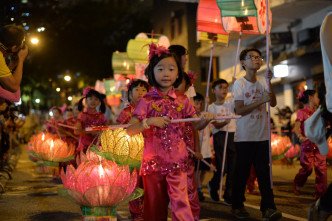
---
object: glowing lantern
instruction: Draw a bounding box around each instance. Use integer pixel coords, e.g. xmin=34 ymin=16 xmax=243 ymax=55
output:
xmin=216 ymin=0 xmax=272 ymax=34
xmin=197 ymin=0 xmax=230 ymax=45
xmin=327 ymin=137 xmax=332 ymax=161
xmin=112 ymin=52 xmax=136 ymax=75
xmin=126 ymin=33 xmax=170 ymax=64
xmin=285 ymin=144 xmax=300 ymax=159
xmin=91 ymin=128 xmax=144 ymax=171
xmin=58 ymin=149 xmax=143 ymax=220
xmin=31 ymin=133 xmax=75 ymax=165
xmin=271 ymin=134 xmax=291 ymax=161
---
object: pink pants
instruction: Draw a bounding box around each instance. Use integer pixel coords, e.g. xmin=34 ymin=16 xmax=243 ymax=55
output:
xmin=129 ymin=174 xmax=144 ymax=221
xmin=187 ymin=161 xmax=200 ymax=221
xmin=294 ymin=144 xmax=327 ymax=197
xmin=142 ymin=171 xmax=194 ymax=221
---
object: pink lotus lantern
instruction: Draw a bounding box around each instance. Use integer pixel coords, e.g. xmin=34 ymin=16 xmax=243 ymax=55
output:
xmin=30 ymin=132 xmax=75 ymax=166
xmin=58 ymin=149 xmax=143 ymax=220
xmin=285 ymin=144 xmax=300 ymax=160
xmin=271 ymin=134 xmax=291 ymax=161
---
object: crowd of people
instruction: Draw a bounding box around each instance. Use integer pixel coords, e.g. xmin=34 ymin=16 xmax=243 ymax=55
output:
xmin=0 ymin=17 xmax=331 ymax=221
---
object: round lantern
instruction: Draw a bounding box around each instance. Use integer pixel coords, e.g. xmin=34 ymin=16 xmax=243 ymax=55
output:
xmin=91 ymin=128 xmax=144 ymax=171
xmin=271 ymin=133 xmax=291 ymax=161
xmin=216 ymin=0 xmax=272 ymax=34
xmin=112 ymin=52 xmax=136 ymax=75
xmin=126 ymin=33 xmax=170 ymax=64
xmin=327 ymin=137 xmax=332 ymax=161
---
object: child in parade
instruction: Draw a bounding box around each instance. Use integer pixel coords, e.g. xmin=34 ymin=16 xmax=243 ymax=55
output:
xmin=232 ymin=48 xmax=281 ymax=220
xmin=116 ymin=79 xmax=149 ymax=221
xmin=293 ymin=89 xmax=327 ymax=199
xmin=207 ymin=79 xmax=236 ymax=205
xmin=193 ymin=93 xmax=213 ymax=202
xmin=116 ymin=79 xmax=149 ymax=124
xmin=46 ymin=107 xmax=63 ymax=134
xmin=74 ymin=88 xmax=107 ymax=154
xmin=126 ymin=43 xmax=214 ymax=221
xmin=175 ymin=72 xmax=202 ymax=221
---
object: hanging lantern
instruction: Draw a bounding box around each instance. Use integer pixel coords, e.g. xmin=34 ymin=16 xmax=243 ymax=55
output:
xmin=30 ymin=132 xmax=75 ymax=166
xmin=216 ymin=0 xmax=272 ymax=34
xmin=91 ymin=128 xmax=144 ymax=171
xmin=197 ymin=0 xmax=230 ymax=45
xmin=104 ymin=79 xmax=121 ymax=106
xmin=59 ymin=149 xmax=143 ymax=221
xmin=126 ymin=33 xmax=170 ymax=64
xmin=112 ymin=52 xmax=136 ymax=75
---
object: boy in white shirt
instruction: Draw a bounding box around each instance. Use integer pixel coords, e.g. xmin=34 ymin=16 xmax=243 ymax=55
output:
xmin=207 ymin=79 xmax=236 ymax=206
xmin=232 ymin=48 xmax=281 ymax=220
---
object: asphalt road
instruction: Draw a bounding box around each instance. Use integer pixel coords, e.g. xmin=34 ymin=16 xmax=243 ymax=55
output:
xmin=0 ymin=146 xmax=331 ymax=221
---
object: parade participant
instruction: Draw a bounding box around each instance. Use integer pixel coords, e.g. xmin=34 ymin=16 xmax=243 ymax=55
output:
xmin=293 ymin=89 xmax=327 ymax=199
xmin=46 ymin=107 xmax=63 ymax=134
xmin=207 ymin=79 xmax=236 ymax=205
xmin=126 ymin=43 xmax=214 ymax=221
xmin=73 ymin=102 xmax=80 ymax=118
xmin=232 ymin=48 xmax=281 ymax=220
xmin=0 ymin=25 xmax=28 ymax=93
xmin=175 ymin=72 xmax=202 ymax=221
xmin=116 ymin=79 xmax=148 ymax=221
xmin=74 ymin=88 xmax=106 ymax=154
xmin=116 ymin=79 xmax=149 ymax=124
xmin=193 ymin=93 xmax=212 ymax=202
xmin=100 ymin=94 xmax=113 ymax=124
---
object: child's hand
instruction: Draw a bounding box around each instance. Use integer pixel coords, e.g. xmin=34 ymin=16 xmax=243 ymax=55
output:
xmin=194 ymin=151 xmax=203 ymax=160
xmin=147 ymin=117 xmax=171 ymax=128
xmin=262 ymin=92 xmax=271 ymax=103
xmin=201 ymin=112 xmax=215 ymax=122
xmin=90 ymin=130 xmax=100 ymax=136
xmin=266 ymin=70 xmax=273 ymax=80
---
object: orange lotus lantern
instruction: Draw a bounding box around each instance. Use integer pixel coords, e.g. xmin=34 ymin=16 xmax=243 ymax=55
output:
xmin=58 ymin=149 xmax=143 ymax=221
xmin=327 ymin=137 xmax=332 ymax=161
xmin=271 ymin=134 xmax=291 ymax=161
xmin=30 ymin=132 xmax=75 ymax=166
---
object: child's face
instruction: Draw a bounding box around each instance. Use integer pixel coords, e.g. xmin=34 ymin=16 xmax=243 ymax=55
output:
xmin=130 ymin=85 xmax=148 ymax=104
xmin=311 ymin=92 xmax=320 ymax=107
xmin=73 ymin=105 xmax=80 ymax=117
xmin=213 ymin=83 xmax=229 ymax=99
xmin=174 ymin=78 xmax=188 ymax=94
xmin=194 ymin=100 xmax=204 ymax=112
xmin=66 ymin=110 xmax=74 ymax=119
xmin=86 ymin=95 xmax=100 ymax=110
xmin=53 ymin=110 xmax=61 ymax=119
xmin=181 ymin=54 xmax=187 ymax=69
xmin=241 ymin=51 xmax=262 ymax=71
xmin=153 ymin=57 xmax=178 ymax=92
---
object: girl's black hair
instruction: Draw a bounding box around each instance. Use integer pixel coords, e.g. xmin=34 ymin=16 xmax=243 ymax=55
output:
xmin=183 ymin=72 xmax=191 ymax=88
xmin=299 ymin=89 xmax=316 ymax=104
xmin=127 ymin=79 xmax=149 ymax=102
xmin=78 ymin=89 xmax=105 ymax=113
xmin=52 ymin=107 xmax=62 ymax=114
xmin=145 ymin=52 xmax=184 ymax=89
xmin=194 ymin=92 xmax=204 ymax=102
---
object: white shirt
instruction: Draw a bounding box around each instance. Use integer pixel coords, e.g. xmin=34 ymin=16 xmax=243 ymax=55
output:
xmin=233 ymin=76 xmax=269 ymax=142
xmin=208 ymin=102 xmax=236 ymax=134
xmin=320 ymin=12 xmax=332 ymax=113
xmin=199 ymin=118 xmax=212 ymax=158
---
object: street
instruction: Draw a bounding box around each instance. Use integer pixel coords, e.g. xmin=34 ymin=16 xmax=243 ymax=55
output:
xmin=0 ymin=145 xmax=331 ymax=221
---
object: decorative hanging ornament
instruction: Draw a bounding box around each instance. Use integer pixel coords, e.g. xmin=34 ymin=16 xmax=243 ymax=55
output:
xmin=197 ymin=0 xmax=230 ymax=45
xmin=216 ymin=0 xmax=272 ymax=34
xmin=91 ymin=128 xmax=144 ymax=171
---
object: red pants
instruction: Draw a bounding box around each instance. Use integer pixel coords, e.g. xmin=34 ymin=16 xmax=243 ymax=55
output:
xmin=142 ymin=171 xmax=194 ymax=221
xmin=187 ymin=161 xmax=200 ymax=220
xmin=294 ymin=144 xmax=327 ymax=197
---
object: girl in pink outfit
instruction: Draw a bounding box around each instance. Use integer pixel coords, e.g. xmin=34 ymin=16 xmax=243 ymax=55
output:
xmin=46 ymin=107 xmax=63 ymax=135
xmin=126 ymin=43 xmax=214 ymax=221
xmin=293 ymin=89 xmax=327 ymax=199
xmin=117 ymin=79 xmax=149 ymax=221
xmin=175 ymin=72 xmax=202 ymax=221
xmin=75 ymin=88 xmax=107 ymax=154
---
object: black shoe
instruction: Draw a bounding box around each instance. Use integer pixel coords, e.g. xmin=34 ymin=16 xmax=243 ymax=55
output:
xmin=232 ymin=207 xmax=250 ymax=219
xmin=198 ymin=189 xmax=205 ymax=202
xmin=262 ymin=208 xmax=282 ymax=221
xmin=222 ymin=198 xmax=232 ymax=206
xmin=207 ymin=181 xmax=219 ymax=201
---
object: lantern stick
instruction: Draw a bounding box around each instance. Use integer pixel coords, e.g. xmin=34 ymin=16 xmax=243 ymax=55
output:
xmin=266 ymin=0 xmax=273 ymax=189
xmin=218 ymin=31 xmax=242 ymax=200
xmin=57 ymin=123 xmax=76 ymax=130
xmin=204 ymin=39 xmax=215 ymax=112
xmin=187 ymin=146 xmax=216 ymax=172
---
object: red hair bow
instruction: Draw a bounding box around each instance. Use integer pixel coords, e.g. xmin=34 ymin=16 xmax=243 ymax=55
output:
xmin=187 ymin=71 xmax=197 ymax=86
xmin=148 ymin=43 xmax=169 ymax=62
xmin=297 ymin=89 xmax=305 ymax=100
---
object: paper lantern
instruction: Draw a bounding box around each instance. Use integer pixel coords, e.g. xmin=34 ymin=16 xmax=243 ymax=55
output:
xmin=271 ymin=134 xmax=291 ymax=161
xmin=59 ymin=150 xmax=143 ymax=220
xmin=30 ymin=132 xmax=75 ymax=165
xmin=126 ymin=33 xmax=170 ymax=64
xmin=216 ymin=0 xmax=272 ymax=34
xmin=327 ymin=137 xmax=332 ymax=160
xmin=112 ymin=52 xmax=136 ymax=75
xmin=285 ymin=144 xmax=300 ymax=159
xmin=91 ymin=128 xmax=144 ymax=171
